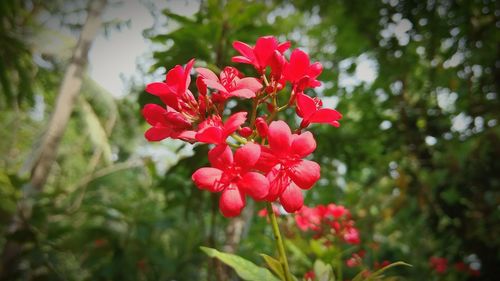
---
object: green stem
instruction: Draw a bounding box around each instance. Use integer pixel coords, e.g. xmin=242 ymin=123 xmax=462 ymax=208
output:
xmin=231 ymin=134 xmax=248 ymax=144
xmin=336 ymin=253 xmax=343 ymax=281
xmin=266 ymin=202 xmax=292 ymax=281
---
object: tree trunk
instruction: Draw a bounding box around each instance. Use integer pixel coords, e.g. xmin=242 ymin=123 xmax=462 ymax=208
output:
xmin=30 ymin=0 xmax=107 ymax=191
xmin=0 ymin=1 xmax=107 ymax=279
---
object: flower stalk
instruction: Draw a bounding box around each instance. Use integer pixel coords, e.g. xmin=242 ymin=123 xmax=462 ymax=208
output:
xmin=266 ymin=202 xmax=292 ymax=281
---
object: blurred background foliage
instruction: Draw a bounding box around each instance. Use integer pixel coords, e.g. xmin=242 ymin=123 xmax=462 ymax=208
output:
xmin=0 ymin=0 xmax=498 ymax=280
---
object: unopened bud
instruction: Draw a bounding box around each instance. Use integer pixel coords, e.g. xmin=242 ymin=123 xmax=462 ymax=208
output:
xmin=266 ymin=102 xmax=275 ymax=113
xmin=256 ymin=117 xmax=269 ymax=138
xmin=239 ymin=126 xmax=252 ymax=138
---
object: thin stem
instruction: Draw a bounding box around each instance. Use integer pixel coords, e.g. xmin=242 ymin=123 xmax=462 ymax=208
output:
xmin=231 ymin=134 xmax=248 ymax=144
xmin=266 ymin=202 xmax=292 ymax=281
xmin=336 ymin=253 xmax=343 ymax=281
xmin=249 ymin=97 xmax=259 ymax=129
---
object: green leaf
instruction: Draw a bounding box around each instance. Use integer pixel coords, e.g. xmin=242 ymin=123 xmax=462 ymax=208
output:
xmin=313 ymin=260 xmax=335 ymax=281
xmin=200 ymin=246 xmax=280 ymax=281
xmin=353 ymin=261 xmax=411 ymax=281
xmin=260 ymin=253 xmax=285 ymax=280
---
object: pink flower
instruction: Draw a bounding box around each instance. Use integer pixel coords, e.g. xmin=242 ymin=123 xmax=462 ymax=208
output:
xmin=191 ymin=143 xmax=269 ymax=217
xmin=196 ymin=66 xmax=262 ymax=102
xmin=296 ymin=93 xmax=342 ymax=128
xmin=257 ymin=121 xmax=320 ymax=212
xmin=343 ymin=226 xmax=361 ymax=245
xmin=282 ymin=49 xmax=322 ymax=92
xmin=195 ymin=112 xmax=247 ymax=144
xmin=142 ymin=104 xmax=195 ymax=141
xmin=232 ymin=36 xmax=290 ymax=73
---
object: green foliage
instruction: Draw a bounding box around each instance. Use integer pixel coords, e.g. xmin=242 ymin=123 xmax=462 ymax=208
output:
xmin=201 ymin=246 xmax=280 ymax=281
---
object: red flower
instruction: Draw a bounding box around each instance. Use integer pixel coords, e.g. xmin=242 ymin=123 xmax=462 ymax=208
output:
xmin=282 ymin=49 xmax=322 ymax=92
xmin=145 ymin=59 xmax=199 ymax=118
xmin=196 ymin=66 xmax=262 ymax=102
xmin=232 ymin=36 xmax=290 ymax=73
xmin=296 ymin=93 xmax=342 ymax=128
xmin=257 ymin=121 xmax=320 ymax=212
xmin=374 ymin=260 xmax=391 ymax=269
xmin=191 ymin=143 xmax=269 ymax=217
xmin=142 ymin=104 xmax=195 ymax=141
xmin=326 ymin=204 xmax=347 ymax=219
xmin=295 ymin=206 xmax=322 ymax=231
xmin=195 ymin=112 xmax=247 ymax=144
xmin=429 ymin=256 xmax=448 ymax=274
xmin=304 ymin=271 xmax=315 ymax=281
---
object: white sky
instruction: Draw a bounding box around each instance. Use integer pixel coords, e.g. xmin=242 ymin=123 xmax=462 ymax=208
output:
xmin=88 ymin=1 xmax=156 ymax=98
xmin=89 ymin=0 xmax=199 ymax=98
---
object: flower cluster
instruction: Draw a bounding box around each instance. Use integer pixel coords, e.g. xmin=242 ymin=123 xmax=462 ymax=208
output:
xmin=429 ymin=256 xmax=480 ymax=277
xmin=294 ymin=204 xmax=360 ymax=244
xmin=142 ymin=36 xmax=342 ymax=217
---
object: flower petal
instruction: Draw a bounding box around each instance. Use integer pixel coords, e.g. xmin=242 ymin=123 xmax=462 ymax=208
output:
xmin=277 ymin=41 xmax=291 ymax=53
xmin=232 ymin=56 xmax=253 ymax=64
xmin=196 ymin=126 xmax=224 ymax=144
xmin=284 ymin=49 xmax=310 ymax=82
xmin=196 ymin=67 xmax=219 ymax=82
xmin=308 ymin=108 xmax=342 ymax=124
xmin=234 ymin=142 xmax=261 ymax=169
xmin=280 ymin=182 xmax=304 ymax=213
xmin=233 ymin=41 xmax=256 ymax=60
xmin=307 ymin=62 xmax=323 ymax=78
xmin=203 ymin=79 xmax=228 ymax=93
xmin=268 ymin=120 xmax=292 ymax=156
xmin=254 ymin=36 xmax=278 ymax=68
xmin=145 ymin=82 xmax=174 ymax=96
xmin=238 ymin=172 xmax=269 ymax=200
xmin=182 ymin=59 xmax=195 ymax=93
xmin=234 ymin=77 xmax=263 ymax=92
xmin=165 ymin=65 xmax=184 ymax=87
xmin=223 ymin=112 xmax=247 ymax=135
xmin=255 ymin=145 xmax=278 ymax=173
xmin=142 ymin=104 xmax=166 ymax=125
xmin=208 ymin=144 xmax=233 ymax=168
xmin=144 ymin=127 xmax=171 ymax=141
xmin=219 ymin=184 xmax=246 ymax=217
xmin=177 ymin=130 xmax=196 ymax=141
xmin=266 ymin=165 xmax=290 ymax=201
xmin=296 ymin=93 xmax=317 ymax=119
xmin=228 ymin=89 xmax=255 ymax=99
xmin=288 ymin=159 xmax=320 ymax=189
xmin=192 ymin=167 xmax=223 ymax=192
xmin=164 ymin=111 xmax=191 ymax=129
xmin=291 ymin=131 xmax=317 ymax=158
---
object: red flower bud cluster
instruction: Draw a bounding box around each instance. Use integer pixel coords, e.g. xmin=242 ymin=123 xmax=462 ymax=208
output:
xmin=429 ymin=256 xmax=448 ymax=274
xmin=142 ymin=36 xmax=342 ymax=217
xmin=294 ymin=204 xmax=360 ymax=244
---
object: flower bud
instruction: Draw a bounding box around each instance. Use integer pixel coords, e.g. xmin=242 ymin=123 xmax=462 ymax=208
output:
xmin=255 ymin=117 xmax=268 ymax=138
xmin=266 ymin=102 xmax=275 ymax=113
xmin=265 ymin=85 xmax=275 ymax=94
xmin=239 ymin=126 xmax=252 ymax=138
